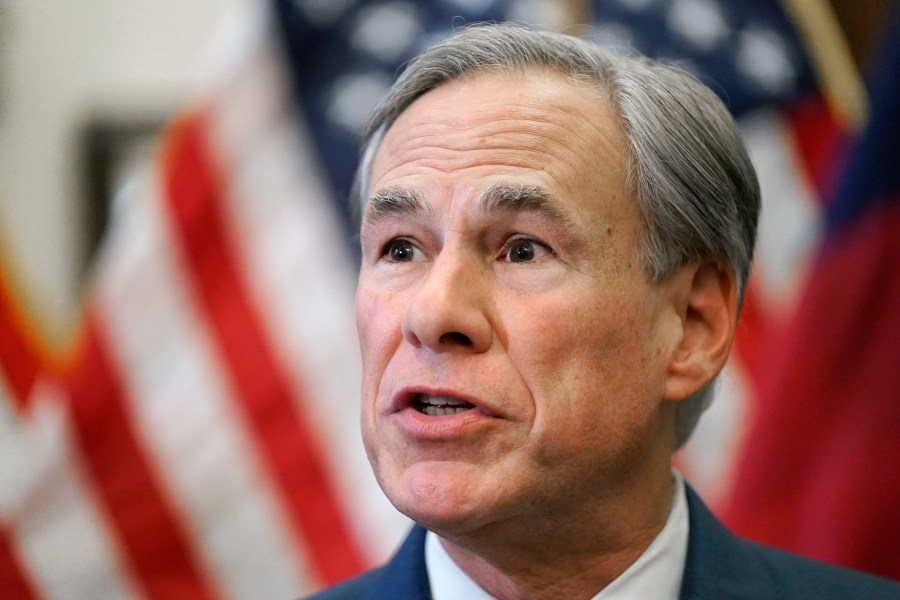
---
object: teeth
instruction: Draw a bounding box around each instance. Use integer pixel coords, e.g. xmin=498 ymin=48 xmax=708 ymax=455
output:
xmin=416 ymin=395 xmax=474 ymax=416
xmin=419 ymin=395 xmax=469 ymax=407
xmin=422 ymin=405 xmax=471 ymax=417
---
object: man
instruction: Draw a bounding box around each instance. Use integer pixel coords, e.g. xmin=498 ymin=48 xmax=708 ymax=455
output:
xmin=309 ymin=23 xmax=900 ymax=600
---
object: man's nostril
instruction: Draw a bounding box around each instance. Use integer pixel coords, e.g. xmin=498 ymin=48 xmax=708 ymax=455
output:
xmin=438 ymin=332 xmax=473 ymax=346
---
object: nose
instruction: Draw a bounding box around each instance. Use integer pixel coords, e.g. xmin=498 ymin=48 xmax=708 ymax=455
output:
xmin=401 ymin=248 xmax=493 ymax=353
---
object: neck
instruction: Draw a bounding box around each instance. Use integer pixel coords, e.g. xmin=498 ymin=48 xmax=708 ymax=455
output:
xmin=437 ymin=472 xmax=677 ymax=600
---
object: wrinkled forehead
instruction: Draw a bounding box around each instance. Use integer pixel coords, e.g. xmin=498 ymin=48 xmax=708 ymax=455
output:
xmin=375 ymin=70 xmax=622 ymax=175
xmin=356 ymin=67 xmax=620 ymax=213
xmin=360 ymin=69 xmax=638 ymax=239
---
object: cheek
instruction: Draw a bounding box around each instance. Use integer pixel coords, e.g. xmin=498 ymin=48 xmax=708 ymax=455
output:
xmin=511 ymin=291 xmax=634 ymax=374
xmin=356 ymin=285 xmax=403 ymax=368
xmin=512 ymin=291 xmax=662 ymax=437
xmin=356 ymin=286 xmax=407 ymax=435
xmin=356 ymin=288 xmax=399 ymax=461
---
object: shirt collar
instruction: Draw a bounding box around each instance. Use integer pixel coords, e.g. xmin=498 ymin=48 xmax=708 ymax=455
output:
xmin=425 ymin=473 xmax=689 ymax=600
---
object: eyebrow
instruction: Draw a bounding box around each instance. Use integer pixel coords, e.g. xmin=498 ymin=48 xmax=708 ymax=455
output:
xmin=364 ymin=184 xmax=569 ymax=226
xmin=363 ymin=188 xmax=429 ymax=227
xmin=478 ymin=184 xmax=569 ymax=225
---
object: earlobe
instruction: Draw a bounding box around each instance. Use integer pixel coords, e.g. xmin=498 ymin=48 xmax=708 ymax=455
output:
xmin=664 ymin=261 xmax=739 ymax=402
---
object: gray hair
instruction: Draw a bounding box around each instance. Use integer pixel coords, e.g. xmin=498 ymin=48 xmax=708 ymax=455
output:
xmin=353 ymin=23 xmax=760 ymax=449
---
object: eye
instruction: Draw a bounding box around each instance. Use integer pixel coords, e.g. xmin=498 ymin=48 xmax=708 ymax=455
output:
xmin=383 ymin=238 xmax=420 ymax=262
xmin=502 ymin=237 xmax=552 ymax=263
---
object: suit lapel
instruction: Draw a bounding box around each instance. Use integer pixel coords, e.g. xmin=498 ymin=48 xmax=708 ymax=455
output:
xmin=366 ymin=525 xmax=433 ymax=600
xmin=680 ymin=485 xmax=780 ymax=600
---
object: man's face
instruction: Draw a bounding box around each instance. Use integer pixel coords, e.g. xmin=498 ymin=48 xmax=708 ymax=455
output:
xmin=356 ymin=70 xmax=684 ymax=536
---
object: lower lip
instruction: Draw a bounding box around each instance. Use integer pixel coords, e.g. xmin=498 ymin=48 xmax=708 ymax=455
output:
xmin=393 ymin=406 xmax=495 ymax=440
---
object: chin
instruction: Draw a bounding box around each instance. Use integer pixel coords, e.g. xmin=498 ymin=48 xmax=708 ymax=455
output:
xmin=379 ymin=463 xmax=498 ymax=535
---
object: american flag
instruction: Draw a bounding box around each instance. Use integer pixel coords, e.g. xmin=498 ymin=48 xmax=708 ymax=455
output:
xmin=3 ymin=1 xmax=893 ymax=599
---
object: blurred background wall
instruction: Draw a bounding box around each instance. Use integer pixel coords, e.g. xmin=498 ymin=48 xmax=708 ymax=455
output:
xmin=0 ymin=0 xmax=240 ymax=340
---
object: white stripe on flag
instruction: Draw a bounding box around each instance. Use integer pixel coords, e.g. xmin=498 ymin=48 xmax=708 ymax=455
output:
xmin=93 ymin=171 xmax=310 ymax=598
xmin=741 ymin=109 xmax=822 ymax=312
xmin=205 ymin=16 xmax=409 ymax=564
xmin=0 ymin=380 xmax=141 ymax=600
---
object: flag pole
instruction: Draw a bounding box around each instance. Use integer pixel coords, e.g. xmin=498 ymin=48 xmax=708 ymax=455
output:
xmin=780 ymin=0 xmax=869 ymax=131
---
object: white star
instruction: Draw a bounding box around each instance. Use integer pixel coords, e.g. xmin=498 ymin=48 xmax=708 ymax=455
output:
xmin=327 ymin=72 xmax=393 ymax=133
xmin=350 ymin=2 xmax=422 ymax=64
xmin=667 ymin=0 xmax=729 ymax=52
xmin=736 ymin=27 xmax=796 ymax=95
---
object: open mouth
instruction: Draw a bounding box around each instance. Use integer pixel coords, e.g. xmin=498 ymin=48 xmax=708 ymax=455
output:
xmin=414 ymin=394 xmax=476 ymax=416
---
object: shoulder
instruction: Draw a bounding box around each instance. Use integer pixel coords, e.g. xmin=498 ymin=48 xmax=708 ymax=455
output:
xmin=301 ymin=526 xmax=431 ymax=600
xmin=302 ymin=568 xmax=387 ymax=600
xmin=682 ymin=484 xmax=900 ymax=600
xmin=741 ymin=537 xmax=900 ymax=599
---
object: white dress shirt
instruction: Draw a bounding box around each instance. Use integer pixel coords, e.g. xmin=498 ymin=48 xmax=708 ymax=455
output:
xmin=426 ymin=474 xmax=689 ymax=600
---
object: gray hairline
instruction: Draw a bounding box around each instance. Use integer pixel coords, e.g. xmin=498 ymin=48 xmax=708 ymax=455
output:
xmin=351 ymin=24 xmax=759 ymax=449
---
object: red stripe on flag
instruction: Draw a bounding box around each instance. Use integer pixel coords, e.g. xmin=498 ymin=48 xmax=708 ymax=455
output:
xmin=64 ymin=312 xmax=221 ymax=600
xmin=160 ymin=111 xmax=366 ymax=585
xmin=0 ymin=525 xmax=43 ymax=600
xmin=731 ymin=282 xmax=776 ymax=390
xmin=783 ymin=94 xmax=849 ymax=204
xmin=0 ymin=268 xmax=46 ymax=410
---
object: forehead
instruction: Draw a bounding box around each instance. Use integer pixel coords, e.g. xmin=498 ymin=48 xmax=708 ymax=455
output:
xmin=368 ymin=69 xmax=635 ymax=225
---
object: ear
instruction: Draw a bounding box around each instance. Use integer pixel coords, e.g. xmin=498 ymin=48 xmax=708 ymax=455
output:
xmin=664 ymin=261 xmax=739 ymax=402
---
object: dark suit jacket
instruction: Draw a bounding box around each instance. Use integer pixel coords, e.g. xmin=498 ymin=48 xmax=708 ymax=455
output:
xmin=306 ymin=486 xmax=900 ymax=599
